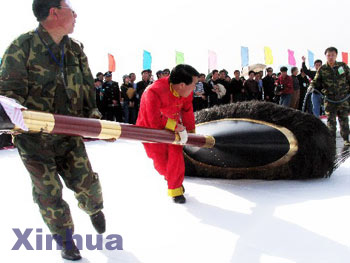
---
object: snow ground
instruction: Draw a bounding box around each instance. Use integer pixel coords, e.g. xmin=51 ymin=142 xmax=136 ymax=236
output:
xmin=1 ymin=137 xmax=349 ymax=263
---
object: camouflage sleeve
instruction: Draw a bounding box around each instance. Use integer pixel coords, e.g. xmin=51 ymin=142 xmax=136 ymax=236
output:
xmin=344 ymin=64 xmax=350 ymax=87
xmin=310 ymin=68 xmax=322 ymax=91
xmin=0 ymin=40 xmax=30 ymax=104
xmin=77 ymin=45 xmax=99 ymax=117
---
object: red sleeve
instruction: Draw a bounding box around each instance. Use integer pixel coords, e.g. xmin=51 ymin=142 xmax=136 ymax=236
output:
xmin=276 ymin=77 xmax=281 ymax=85
xmin=181 ymin=92 xmax=195 ymax=131
xmin=287 ymin=76 xmax=293 ymax=89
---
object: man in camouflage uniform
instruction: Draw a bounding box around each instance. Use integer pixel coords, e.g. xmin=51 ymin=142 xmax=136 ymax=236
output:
xmin=310 ymin=47 xmax=350 ymax=146
xmin=0 ymin=0 xmax=105 ymax=260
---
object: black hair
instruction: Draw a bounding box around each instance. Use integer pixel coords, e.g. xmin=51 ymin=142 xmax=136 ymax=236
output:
xmin=314 ymin=59 xmax=323 ymax=65
xmin=248 ymin=70 xmax=255 ymax=75
xmin=291 ymin=67 xmax=298 ymax=74
xmin=141 ymin=70 xmax=149 ymax=75
xmin=199 ymin=73 xmax=206 ymax=78
xmin=169 ymin=64 xmax=199 ymax=85
xmin=94 ymin=78 xmax=101 ymax=83
xmin=212 ymin=70 xmax=219 ymax=75
xmin=266 ymin=67 xmax=273 ymax=72
xmin=32 ymin=0 xmax=61 ymax=22
xmin=219 ymin=69 xmax=228 ymax=75
xmin=129 ymin=73 xmax=135 ymax=78
xmin=156 ymin=70 xmax=163 ymax=79
xmin=324 ymin=47 xmax=338 ymax=55
xmin=96 ymin=72 xmax=103 ymax=77
xmin=234 ymin=70 xmax=240 ymax=74
xmin=163 ymin=68 xmax=170 ymax=74
xmin=280 ymin=66 xmax=288 ymax=72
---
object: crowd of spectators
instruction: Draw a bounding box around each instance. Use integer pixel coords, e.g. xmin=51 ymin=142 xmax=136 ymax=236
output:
xmin=94 ymin=69 xmax=170 ymax=124
xmin=94 ymin=62 xmax=316 ymax=125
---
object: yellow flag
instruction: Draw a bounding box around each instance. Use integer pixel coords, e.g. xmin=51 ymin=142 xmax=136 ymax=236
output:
xmin=264 ymin=47 xmax=273 ymax=65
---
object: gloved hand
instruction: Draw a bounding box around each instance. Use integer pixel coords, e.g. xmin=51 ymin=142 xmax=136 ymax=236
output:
xmin=178 ymin=129 xmax=188 ymax=145
xmin=89 ymin=108 xmax=102 ymax=119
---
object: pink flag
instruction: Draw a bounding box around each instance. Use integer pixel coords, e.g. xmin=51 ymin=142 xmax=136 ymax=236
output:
xmin=208 ymin=50 xmax=217 ymax=72
xmin=0 ymin=95 xmax=28 ymax=131
xmin=288 ymin=49 xmax=296 ymax=66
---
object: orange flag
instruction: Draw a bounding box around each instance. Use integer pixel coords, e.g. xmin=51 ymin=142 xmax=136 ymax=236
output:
xmin=342 ymin=52 xmax=348 ymax=65
xmin=108 ymin=53 xmax=116 ymax=72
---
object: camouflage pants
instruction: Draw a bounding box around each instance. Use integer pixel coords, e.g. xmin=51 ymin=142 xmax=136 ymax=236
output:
xmin=325 ymin=100 xmax=349 ymax=141
xmin=14 ymin=133 xmax=103 ymax=240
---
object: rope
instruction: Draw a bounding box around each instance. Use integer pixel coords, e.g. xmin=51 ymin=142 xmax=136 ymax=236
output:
xmin=312 ymin=89 xmax=350 ymax=104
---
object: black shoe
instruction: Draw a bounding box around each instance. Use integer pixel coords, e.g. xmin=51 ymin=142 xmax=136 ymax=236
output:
xmin=173 ymin=195 xmax=186 ymax=204
xmin=90 ymin=211 xmax=106 ymax=234
xmin=61 ymin=240 xmax=82 ymax=261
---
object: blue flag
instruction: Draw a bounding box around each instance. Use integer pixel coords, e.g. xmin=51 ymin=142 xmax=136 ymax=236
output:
xmin=143 ymin=50 xmax=152 ymax=70
xmin=241 ymin=47 xmax=249 ymax=67
xmin=308 ymin=50 xmax=314 ymax=68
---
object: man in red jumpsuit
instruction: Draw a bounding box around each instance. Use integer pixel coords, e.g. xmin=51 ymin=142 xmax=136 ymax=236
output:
xmin=136 ymin=64 xmax=199 ymax=203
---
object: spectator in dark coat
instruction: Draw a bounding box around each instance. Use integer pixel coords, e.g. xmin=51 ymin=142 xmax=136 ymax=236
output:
xmin=244 ymin=71 xmax=260 ymax=100
xmin=121 ymin=75 xmax=137 ymax=124
xmin=262 ymin=67 xmax=275 ymax=102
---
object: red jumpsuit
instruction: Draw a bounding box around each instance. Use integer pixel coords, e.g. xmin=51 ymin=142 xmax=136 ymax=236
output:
xmin=136 ymin=77 xmax=195 ymax=197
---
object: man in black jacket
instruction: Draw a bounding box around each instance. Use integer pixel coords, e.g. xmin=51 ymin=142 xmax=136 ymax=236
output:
xmin=231 ymin=70 xmax=247 ymax=102
xmin=102 ymin=72 xmax=122 ymax=122
xmin=262 ymin=67 xmax=275 ymax=102
xmin=207 ymin=70 xmax=220 ymax=107
xmin=217 ymin=69 xmax=231 ymax=104
xmin=301 ymin=56 xmax=323 ymax=117
xmin=297 ymin=69 xmax=311 ymax=111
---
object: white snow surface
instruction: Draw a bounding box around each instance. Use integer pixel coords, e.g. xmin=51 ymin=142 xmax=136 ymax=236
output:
xmin=1 ymin=139 xmax=349 ymax=263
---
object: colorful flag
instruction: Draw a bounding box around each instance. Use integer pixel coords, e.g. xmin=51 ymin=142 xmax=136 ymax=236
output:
xmin=208 ymin=50 xmax=217 ymax=72
xmin=108 ymin=53 xmax=116 ymax=72
xmin=241 ymin=46 xmax=249 ymax=67
xmin=288 ymin=49 xmax=296 ymax=66
xmin=264 ymin=47 xmax=273 ymax=65
xmin=176 ymin=51 xmax=185 ymax=65
xmin=143 ymin=50 xmax=152 ymax=70
xmin=342 ymin=52 xmax=348 ymax=65
xmin=0 ymin=57 xmax=2 ymax=65
xmin=308 ymin=50 xmax=314 ymax=68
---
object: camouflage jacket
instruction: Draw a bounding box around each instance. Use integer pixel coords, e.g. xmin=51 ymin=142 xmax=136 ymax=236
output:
xmin=0 ymin=24 xmax=98 ymax=117
xmin=310 ymin=62 xmax=350 ymax=101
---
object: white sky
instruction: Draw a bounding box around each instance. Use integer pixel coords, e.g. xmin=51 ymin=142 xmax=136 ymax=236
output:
xmin=1 ymin=0 xmax=350 ymax=81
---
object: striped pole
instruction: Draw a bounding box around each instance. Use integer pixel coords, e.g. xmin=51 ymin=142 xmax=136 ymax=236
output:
xmin=17 ymin=110 xmax=215 ymax=148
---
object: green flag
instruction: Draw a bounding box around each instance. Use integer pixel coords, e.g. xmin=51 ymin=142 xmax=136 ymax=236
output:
xmin=176 ymin=51 xmax=184 ymax=65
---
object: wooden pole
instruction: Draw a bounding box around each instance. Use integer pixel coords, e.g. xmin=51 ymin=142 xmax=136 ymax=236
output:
xmin=16 ymin=110 xmax=215 ymax=148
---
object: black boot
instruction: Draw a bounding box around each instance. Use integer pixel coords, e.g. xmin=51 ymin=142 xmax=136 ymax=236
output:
xmin=173 ymin=195 xmax=186 ymax=204
xmin=61 ymin=240 xmax=81 ymax=261
xmin=90 ymin=211 xmax=106 ymax=234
